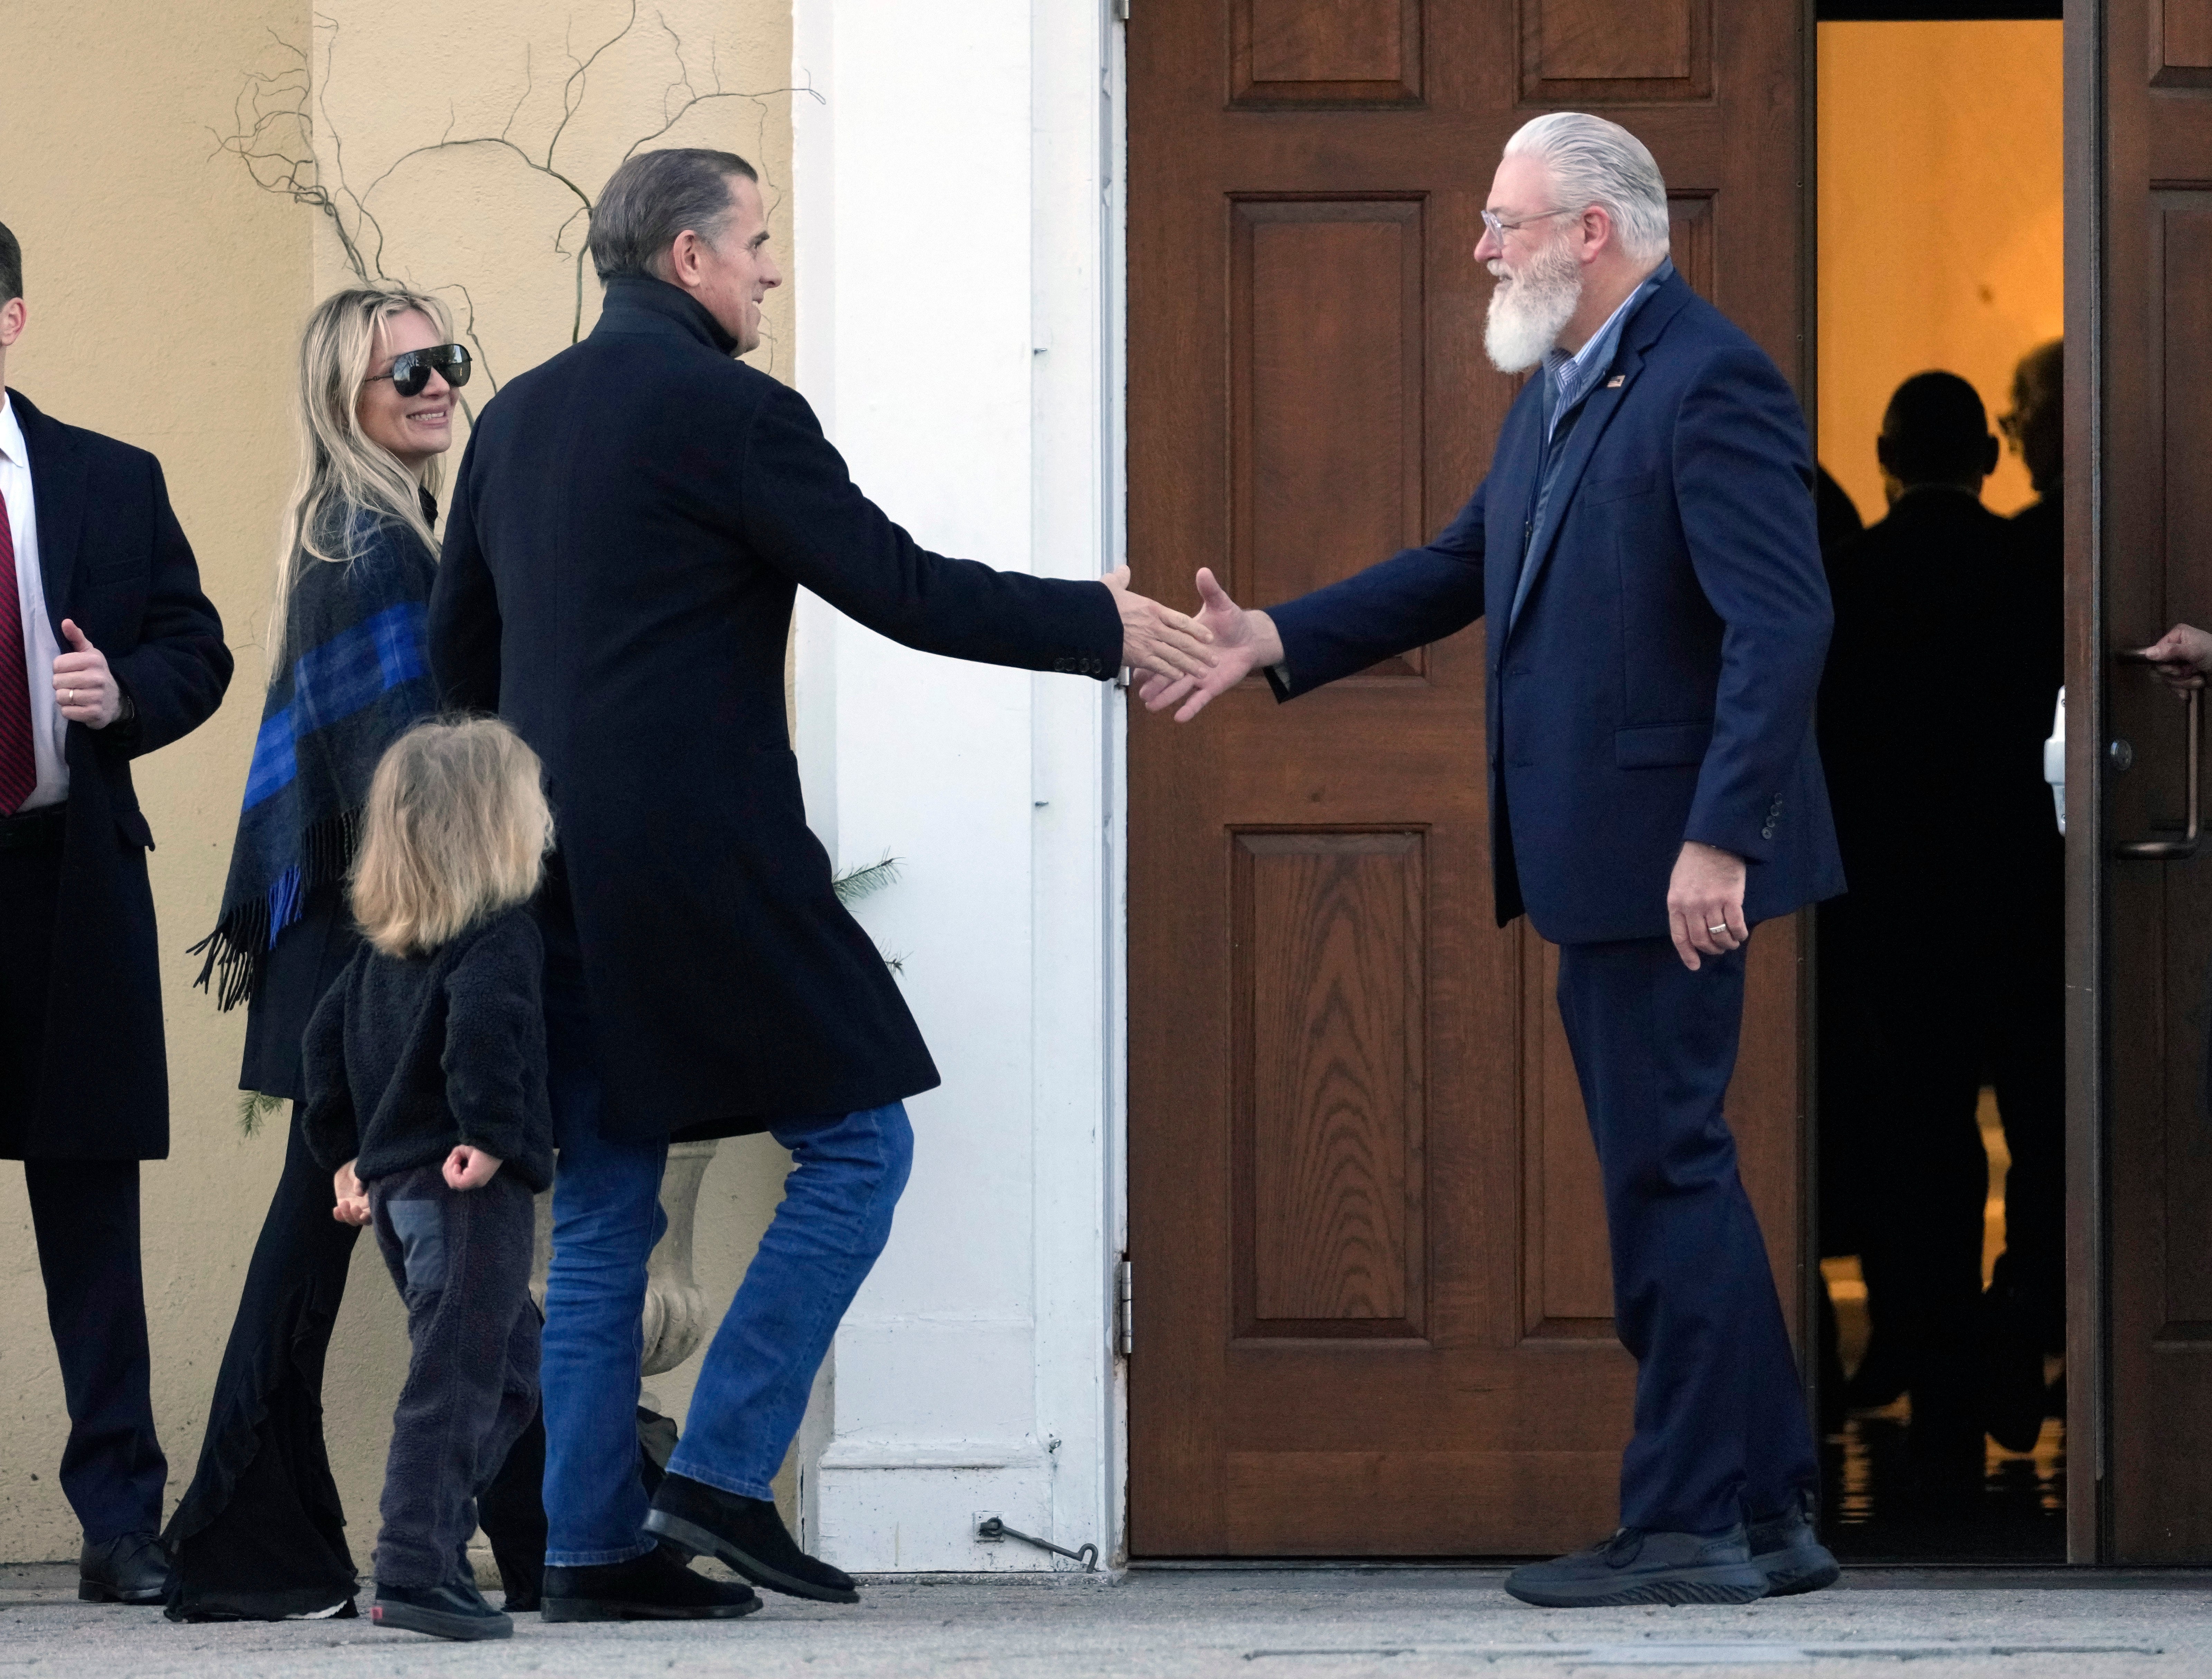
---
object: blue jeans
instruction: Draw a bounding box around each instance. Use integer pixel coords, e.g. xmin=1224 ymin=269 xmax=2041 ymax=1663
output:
xmin=538 ymin=911 xmax=913 ymax=1566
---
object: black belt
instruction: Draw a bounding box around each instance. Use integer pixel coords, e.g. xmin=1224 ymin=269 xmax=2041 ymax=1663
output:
xmin=0 ymin=802 xmax=67 ymax=854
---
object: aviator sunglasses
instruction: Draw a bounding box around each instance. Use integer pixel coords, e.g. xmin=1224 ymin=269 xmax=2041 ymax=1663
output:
xmin=365 ymin=343 xmax=472 ymax=398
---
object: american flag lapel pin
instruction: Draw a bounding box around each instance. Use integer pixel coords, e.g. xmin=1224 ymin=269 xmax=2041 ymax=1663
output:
xmin=1606 ymin=375 xmax=1626 ymax=388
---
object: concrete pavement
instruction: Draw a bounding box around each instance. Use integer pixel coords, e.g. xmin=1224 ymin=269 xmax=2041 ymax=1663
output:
xmin=0 ymin=1563 xmax=2204 ymax=1678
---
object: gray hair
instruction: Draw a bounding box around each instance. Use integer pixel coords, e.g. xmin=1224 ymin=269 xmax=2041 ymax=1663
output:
xmin=589 ymin=149 xmax=759 ymax=282
xmin=1503 ymin=113 xmax=1671 ymax=264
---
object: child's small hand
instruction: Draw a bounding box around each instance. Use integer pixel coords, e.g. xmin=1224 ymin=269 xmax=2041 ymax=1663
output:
xmin=332 ymin=1160 xmax=371 ymax=1227
xmin=444 ymin=1145 xmax=504 ymax=1191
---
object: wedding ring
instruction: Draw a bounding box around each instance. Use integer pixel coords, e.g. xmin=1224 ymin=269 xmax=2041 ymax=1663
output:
xmin=63 ymin=688 xmax=73 ymax=703
xmin=1707 ymin=923 xmax=1729 ymax=935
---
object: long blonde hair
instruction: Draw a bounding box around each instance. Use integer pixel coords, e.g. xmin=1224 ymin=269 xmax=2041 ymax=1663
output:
xmin=268 ymin=285 xmax=454 ymax=657
xmin=351 ymin=718 xmax=553 ymax=959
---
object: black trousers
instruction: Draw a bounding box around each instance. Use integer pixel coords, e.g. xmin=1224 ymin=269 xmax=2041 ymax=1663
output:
xmin=1557 ymin=936 xmax=1817 ymax=1536
xmin=1 ymin=835 xmax=167 ymax=1543
xmin=1819 ymin=853 xmax=2066 ymax=1419
xmin=163 ymin=1108 xmax=362 ymax=1617
xmin=368 ymin=1162 xmax=540 ymax=1588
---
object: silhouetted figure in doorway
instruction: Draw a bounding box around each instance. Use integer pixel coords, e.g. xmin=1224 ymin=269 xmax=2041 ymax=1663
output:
xmin=1816 ymin=464 xmax=1864 ymax=561
xmin=1985 ymin=339 xmax=2068 ymax=1435
xmin=1818 ymin=370 xmax=2064 ymax=1476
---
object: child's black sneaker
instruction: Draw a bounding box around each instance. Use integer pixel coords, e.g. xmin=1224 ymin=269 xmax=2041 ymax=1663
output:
xmin=370 ymin=1578 xmax=514 ymax=1641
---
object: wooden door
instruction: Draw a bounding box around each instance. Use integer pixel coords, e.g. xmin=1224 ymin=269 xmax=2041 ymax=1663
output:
xmin=2077 ymin=0 xmax=2212 ymax=1564
xmin=1126 ymin=2 xmax=1814 ymax=1556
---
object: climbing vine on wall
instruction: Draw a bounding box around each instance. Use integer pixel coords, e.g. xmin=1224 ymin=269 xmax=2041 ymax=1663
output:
xmin=212 ymin=2 xmax=809 ymax=392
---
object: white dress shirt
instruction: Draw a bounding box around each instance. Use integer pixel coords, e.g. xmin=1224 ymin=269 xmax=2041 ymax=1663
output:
xmin=0 ymin=390 xmax=67 ymax=809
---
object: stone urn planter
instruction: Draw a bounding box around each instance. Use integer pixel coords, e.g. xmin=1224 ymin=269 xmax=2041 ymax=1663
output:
xmin=530 ymin=1138 xmax=720 ymax=1379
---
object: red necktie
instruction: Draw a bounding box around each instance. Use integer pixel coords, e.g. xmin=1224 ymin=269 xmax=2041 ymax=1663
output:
xmin=0 ymin=487 xmax=37 ymax=814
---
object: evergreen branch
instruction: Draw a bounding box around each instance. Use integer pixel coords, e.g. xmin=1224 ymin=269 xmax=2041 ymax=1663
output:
xmin=832 ymin=855 xmax=902 ymax=906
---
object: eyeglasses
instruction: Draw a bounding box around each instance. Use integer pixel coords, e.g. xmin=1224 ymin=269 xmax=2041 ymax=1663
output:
xmin=1481 ymin=206 xmax=1578 ymax=246
xmin=365 ymin=344 xmax=472 ymax=398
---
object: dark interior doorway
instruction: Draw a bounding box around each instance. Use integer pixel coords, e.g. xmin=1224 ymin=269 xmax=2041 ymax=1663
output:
xmin=1811 ymin=11 xmax=2068 ymax=1562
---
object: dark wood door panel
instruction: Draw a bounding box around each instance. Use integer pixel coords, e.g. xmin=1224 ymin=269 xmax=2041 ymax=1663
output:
xmin=1235 ymin=0 xmax=1426 ymax=105
xmin=1235 ymin=831 xmax=1428 ymax=1336
xmin=1521 ymin=0 xmax=1709 ymax=102
xmin=2094 ymin=0 xmax=2212 ymax=1563
xmin=1129 ymin=0 xmax=1807 ymax=1557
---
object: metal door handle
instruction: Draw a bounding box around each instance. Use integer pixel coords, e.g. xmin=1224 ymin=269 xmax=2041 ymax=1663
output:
xmin=2115 ymin=649 xmax=2201 ymax=859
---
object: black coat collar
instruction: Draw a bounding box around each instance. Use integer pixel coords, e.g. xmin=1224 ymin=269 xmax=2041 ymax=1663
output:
xmin=594 ymin=274 xmax=741 ymax=357
xmin=5 ymin=388 xmax=88 ymax=626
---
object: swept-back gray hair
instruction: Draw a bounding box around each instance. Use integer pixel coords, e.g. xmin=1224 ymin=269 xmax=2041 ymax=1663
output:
xmin=1503 ymin=112 xmax=1671 ymax=264
xmin=589 ymin=148 xmax=759 ymax=282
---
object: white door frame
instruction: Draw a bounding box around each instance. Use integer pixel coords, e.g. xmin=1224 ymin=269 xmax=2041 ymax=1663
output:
xmin=787 ymin=0 xmax=1132 ymax=1572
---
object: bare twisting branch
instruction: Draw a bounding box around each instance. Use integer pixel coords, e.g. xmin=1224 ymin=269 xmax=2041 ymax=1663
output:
xmin=215 ymin=4 xmax=794 ymax=366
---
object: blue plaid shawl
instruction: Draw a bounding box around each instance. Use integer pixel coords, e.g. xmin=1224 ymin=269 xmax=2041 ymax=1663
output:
xmin=192 ymin=502 xmax=440 ymax=1009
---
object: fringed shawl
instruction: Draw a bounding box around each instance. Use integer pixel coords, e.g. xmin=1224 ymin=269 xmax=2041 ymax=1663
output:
xmin=191 ymin=498 xmax=439 ymax=1009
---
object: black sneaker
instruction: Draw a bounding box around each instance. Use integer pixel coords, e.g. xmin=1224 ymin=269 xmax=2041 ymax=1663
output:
xmin=370 ymin=1578 xmax=513 ymax=1641
xmin=1746 ymin=1498 xmax=1841 ymax=1597
xmin=78 ymin=1532 xmax=170 ymax=1605
xmin=1504 ymin=1525 xmax=1771 ymax=1608
xmin=645 ymin=1473 xmax=859 ymax=1604
xmin=540 ymin=1541 xmax=762 ymax=1622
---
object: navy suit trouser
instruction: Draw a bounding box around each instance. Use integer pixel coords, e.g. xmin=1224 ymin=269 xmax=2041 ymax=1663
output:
xmin=1555 ymin=936 xmax=1816 ymax=1536
xmin=1 ymin=835 xmax=168 ymax=1545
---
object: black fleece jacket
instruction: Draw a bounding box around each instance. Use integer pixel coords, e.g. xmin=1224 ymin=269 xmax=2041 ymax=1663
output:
xmin=300 ymin=906 xmax=554 ymax=1192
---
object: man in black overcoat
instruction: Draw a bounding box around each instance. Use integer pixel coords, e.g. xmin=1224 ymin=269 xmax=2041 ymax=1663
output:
xmin=430 ymin=149 xmax=1214 ymax=1619
xmin=1817 ymin=370 xmax=2062 ymax=1470
xmin=0 ymin=221 xmax=234 ymax=1602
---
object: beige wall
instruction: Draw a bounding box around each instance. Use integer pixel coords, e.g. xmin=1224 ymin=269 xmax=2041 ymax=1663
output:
xmin=1818 ymin=20 xmax=2064 ymax=524
xmin=0 ymin=0 xmax=794 ymax=1564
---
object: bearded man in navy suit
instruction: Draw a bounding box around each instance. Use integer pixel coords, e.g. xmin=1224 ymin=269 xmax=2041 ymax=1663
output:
xmin=1143 ymin=113 xmax=1846 ymax=1608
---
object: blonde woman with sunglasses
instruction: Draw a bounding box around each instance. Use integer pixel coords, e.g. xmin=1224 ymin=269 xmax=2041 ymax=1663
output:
xmin=164 ymin=288 xmax=539 ymax=1622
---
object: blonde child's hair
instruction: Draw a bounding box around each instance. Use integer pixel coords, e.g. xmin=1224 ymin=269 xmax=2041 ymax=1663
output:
xmin=351 ymin=717 xmax=553 ymax=959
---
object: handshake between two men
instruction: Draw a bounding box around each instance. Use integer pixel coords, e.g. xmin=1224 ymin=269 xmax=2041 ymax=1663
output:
xmin=1114 ymin=561 xmax=1752 ymax=979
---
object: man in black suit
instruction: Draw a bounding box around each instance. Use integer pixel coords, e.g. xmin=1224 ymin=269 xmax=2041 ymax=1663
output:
xmin=1988 ymin=338 xmax=2067 ymax=1434
xmin=431 ymin=149 xmax=1213 ymax=1619
xmin=1818 ymin=370 xmax=2061 ymax=1467
xmin=0 ymin=220 xmax=233 ymax=1601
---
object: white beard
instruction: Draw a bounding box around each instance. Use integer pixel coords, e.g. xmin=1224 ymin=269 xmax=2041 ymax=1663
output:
xmin=1484 ymin=236 xmax=1583 ymax=373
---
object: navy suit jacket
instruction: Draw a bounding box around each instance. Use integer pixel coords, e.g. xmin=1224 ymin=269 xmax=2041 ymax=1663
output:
xmin=1267 ymin=272 xmax=1845 ymax=945
xmin=2 ymin=392 xmax=232 ymax=1160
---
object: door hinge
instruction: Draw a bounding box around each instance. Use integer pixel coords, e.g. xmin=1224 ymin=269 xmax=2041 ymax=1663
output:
xmin=1112 ymin=0 xmax=1130 ymax=20
xmin=1114 ymin=1258 xmax=1133 ymax=1356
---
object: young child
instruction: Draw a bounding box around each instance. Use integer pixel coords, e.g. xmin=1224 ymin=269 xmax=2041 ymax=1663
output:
xmin=300 ymin=717 xmax=556 ymax=1642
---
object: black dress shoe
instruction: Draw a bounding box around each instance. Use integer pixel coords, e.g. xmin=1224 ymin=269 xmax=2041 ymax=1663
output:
xmin=541 ymin=1541 xmax=761 ymax=1622
xmin=371 ymin=1578 xmax=512 ymax=1641
xmin=1503 ymin=1525 xmax=1770 ymax=1608
xmin=645 ymin=1473 xmax=858 ymax=1604
xmin=79 ymin=1532 xmax=170 ymax=1605
xmin=1745 ymin=1497 xmax=1841 ymax=1597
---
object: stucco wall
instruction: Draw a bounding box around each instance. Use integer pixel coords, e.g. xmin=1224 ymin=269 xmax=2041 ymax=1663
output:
xmin=0 ymin=0 xmax=795 ymax=1565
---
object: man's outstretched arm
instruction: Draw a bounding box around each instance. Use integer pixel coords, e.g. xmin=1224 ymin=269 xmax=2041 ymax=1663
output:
xmin=741 ymin=381 xmax=1213 ymax=684
xmin=1137 ymin=480 xmax=1492 ymax=721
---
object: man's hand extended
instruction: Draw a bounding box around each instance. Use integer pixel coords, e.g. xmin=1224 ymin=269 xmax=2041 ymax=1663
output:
xmin=2139 ymin=623 xmax=2212 ymax=694
xmin=1135 ymin=568 xmax=1284 ymax=722
xmin=1105 ymin=565 xmax=1218 ymax=684
xmin=1667 ymin=840 xmax=1748 ymax=971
